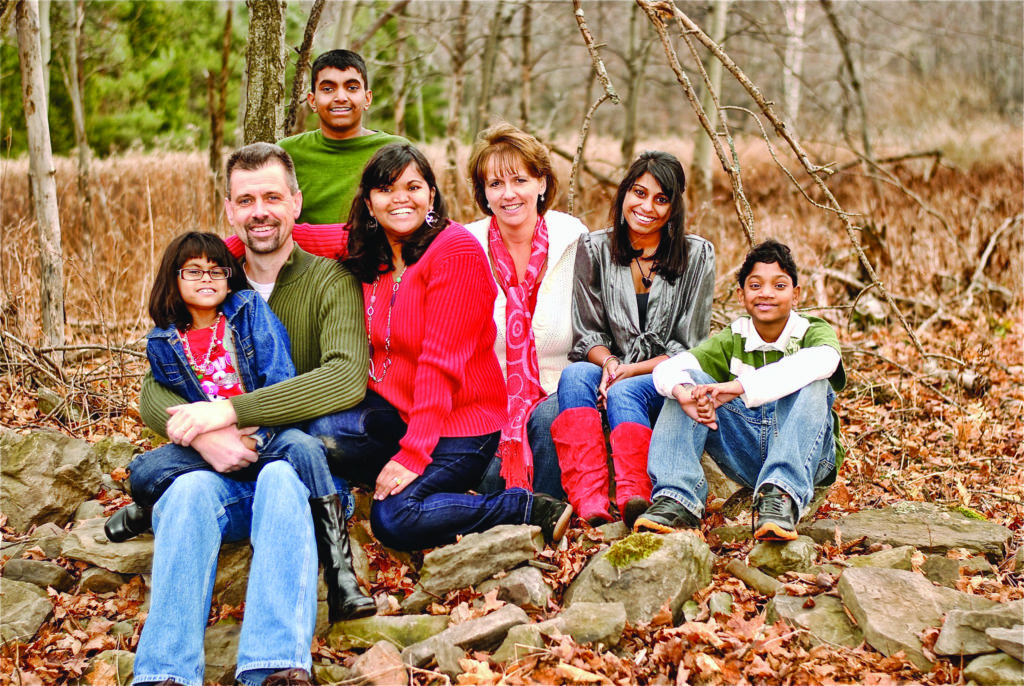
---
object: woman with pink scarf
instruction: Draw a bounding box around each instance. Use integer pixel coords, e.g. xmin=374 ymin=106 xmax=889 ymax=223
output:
xmin=465 ymin=123 xmax=589 ymax=498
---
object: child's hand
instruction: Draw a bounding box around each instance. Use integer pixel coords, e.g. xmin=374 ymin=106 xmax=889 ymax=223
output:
xmin=167 ymin=400 xmax=238 ymax=446
xmin=672 ymin=383 xmax=718 ymax=430
xmin=697 ymin=380 xmax=744 ymax=406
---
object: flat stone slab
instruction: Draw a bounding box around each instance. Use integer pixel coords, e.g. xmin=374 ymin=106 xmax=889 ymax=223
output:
xmin=805 ymin=503 xmax=1011 ymax=558
xmin=324 ymin=614 xmax=449 ymax=652
xmin=401 ymin=604 xmax=529 ymax=668
xmin=767 ymin=594 xmax=864 ymax=648
xmin=935 ymin=601 xmax=1024 ymax=656
xmin=838 ymin=567 xmax=997 ymax=670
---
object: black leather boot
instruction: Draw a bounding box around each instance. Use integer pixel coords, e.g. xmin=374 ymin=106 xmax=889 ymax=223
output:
xmin=104 ymin=503 xmax=152 ymax=542
xmin=309 ymin=494 xmax=376 ymax=623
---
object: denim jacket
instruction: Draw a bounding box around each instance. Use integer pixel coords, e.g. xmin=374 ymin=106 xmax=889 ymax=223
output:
xmin=145 ymin=289 xmax=295 ymax=448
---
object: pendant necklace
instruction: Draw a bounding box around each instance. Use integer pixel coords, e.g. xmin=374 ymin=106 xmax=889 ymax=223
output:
xmin=180 ymin=312 xmax=224 ymax=382
xmin=634 ymin=255 xmax=654 ymax=289
xmin=366 ymin=265 xmax=408 ymax=383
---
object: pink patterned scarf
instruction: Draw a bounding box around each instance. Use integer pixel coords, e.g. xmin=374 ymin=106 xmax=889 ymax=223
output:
xmin=488 ymin=215 xmax=548 ymax=490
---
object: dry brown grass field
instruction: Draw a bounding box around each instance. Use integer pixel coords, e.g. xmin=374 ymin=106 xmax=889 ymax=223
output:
xmin=1 ymin=127 xmax=1022 ymax=684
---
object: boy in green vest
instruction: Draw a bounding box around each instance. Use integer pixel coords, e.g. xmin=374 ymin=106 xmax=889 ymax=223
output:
xmin=635 ymin=239 xmax=845 ymax=541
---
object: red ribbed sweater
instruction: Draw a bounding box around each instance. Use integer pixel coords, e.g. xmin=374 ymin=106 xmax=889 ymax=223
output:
xmin=367 ymin=223 xmax=507 ymax=474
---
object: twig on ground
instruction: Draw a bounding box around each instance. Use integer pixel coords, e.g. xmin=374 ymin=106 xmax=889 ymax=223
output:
xmin=845 ymin=347 xmax=961 ymax=407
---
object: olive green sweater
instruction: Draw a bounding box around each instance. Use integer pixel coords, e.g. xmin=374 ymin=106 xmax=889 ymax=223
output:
xmin=139 ymin=246 xmax=368 ymax=435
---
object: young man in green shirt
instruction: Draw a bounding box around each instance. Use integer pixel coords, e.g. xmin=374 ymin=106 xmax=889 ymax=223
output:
xmin=279 ymin=49 xmax=407 ymax=226
xmin=635 ymin=239 xmax=846 ymax=541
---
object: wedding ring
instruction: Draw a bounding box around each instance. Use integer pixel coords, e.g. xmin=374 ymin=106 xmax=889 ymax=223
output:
xmin=394 ymin=477 xmax=402 ymax=485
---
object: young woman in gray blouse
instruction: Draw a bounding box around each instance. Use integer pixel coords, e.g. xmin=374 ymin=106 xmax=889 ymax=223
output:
xmin=551 ymin=151 xmax=716 ymax=528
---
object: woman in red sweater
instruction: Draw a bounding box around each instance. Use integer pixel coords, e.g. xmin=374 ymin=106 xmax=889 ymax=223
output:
xmin=325 ymin=143 xmax=572 ymax=551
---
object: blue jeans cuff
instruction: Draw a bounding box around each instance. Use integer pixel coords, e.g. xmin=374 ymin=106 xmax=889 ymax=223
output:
xmin=651 ymin=487 xmax=704 ymax=519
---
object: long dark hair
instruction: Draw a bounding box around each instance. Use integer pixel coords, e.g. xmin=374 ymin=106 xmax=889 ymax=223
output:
xmin=344 ymin=143 xmax=450 ymax=283
xmin=609 ymin=151 xmax=689 ymax=283
xmin=149 ymin=231 xmax=248 ymax=329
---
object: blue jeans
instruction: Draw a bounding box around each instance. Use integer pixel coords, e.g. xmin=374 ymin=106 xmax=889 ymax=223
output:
xmin=477 ymin=393 xmax=565 ymax=498
xmin=126 ymin=428 xmax=339 ymax=507
xmin=308 ymin=391 xmax=534 ymax=551
xmin=132 ymin=461 xmax=318 ymax=686
xmin=647 ymin=370 xmax=837 ymax=518
xmin=557 ymin=361 xmax=663 ymax=427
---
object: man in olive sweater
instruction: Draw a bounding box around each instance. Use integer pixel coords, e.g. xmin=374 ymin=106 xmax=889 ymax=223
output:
xmin=132 ymin=143 xmax=368 ymax=686
xmin=279 ymin=49 xmax=406 ymax=225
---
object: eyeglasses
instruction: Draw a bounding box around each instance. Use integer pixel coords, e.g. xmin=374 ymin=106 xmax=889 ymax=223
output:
xmin=178 ymin=267 xmax=232 ymax=281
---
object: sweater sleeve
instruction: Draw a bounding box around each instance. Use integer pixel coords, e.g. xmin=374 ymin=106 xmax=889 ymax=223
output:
xmin=392 ymin=248 xmax=499 ymax=474
xmin=738 ymin=346 xmax=841 ymax=407
xmin=229 ymin=265 xmax=368 ymax=427
xmin=652 ymin=352 xmax=702 ymax=397
xmin=138 ymin=371 xmax=187 ymax=437
xmin=223 ymin=224 xmax=349 ymax=261
xmin=569 ymin=235 xmax=614 ymax=361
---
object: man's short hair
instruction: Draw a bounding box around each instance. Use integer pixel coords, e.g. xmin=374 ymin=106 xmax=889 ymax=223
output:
xmin=737 ymin=238 xmax=800 ymax=287
xmin=225 ymin=142 xmax=299 ymax=195
xmin=310 ymin=49 xmax=369 ymax=91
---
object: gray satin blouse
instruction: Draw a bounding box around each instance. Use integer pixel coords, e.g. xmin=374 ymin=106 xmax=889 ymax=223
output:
xmin=569 ymin=228 xmax=716 ymax=363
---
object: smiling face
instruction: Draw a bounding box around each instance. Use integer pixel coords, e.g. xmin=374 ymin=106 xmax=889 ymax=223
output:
xmin=307 ymin=66 xmax=372 ymax=140
xmin=178 ymin=256 xmax=229 ymax=327
xmin=737 ymin=260 xmax=801 ymax=342
xmin=224 ymin=162 xmax=302 ymax=259
xmin=483 ymin=156 xmax=546 ymax=234
xmin=621 ymin=172 xmax=671 ymax=242
xmin=366 ymin=162 xmax=435 ymax=251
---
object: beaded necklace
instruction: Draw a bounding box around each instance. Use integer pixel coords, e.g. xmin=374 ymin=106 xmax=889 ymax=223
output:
xmin=179 ymin=312 xmax=224 ymax=383
xmin=366 ymin=265 xmax=408 ymax=383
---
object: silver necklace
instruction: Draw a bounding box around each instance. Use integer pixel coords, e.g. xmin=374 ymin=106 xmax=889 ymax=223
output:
xmin=366 ymin=266 xmax=408 ymax=383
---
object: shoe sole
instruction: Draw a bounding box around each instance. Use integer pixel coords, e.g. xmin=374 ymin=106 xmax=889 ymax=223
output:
xmin=633 ymin=516 xmax=681 ymax=534
xmin=551 ymin=503 xmax=574 ymax=542
xmin=753 ymin=522 xmax=798 ymax=541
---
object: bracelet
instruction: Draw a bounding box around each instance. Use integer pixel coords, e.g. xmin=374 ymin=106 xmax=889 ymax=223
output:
xmin=602 ymin=355 xmax=619 ymax=369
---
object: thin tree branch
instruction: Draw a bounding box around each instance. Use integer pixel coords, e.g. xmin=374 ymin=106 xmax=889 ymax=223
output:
xmin=284 ymin=0 xmax=326 ymax=137
xmin=572 ymin=0 xmax=621 ymax=105
xmin=350 ymin=0 xmax=411 ymax=53
xmin=568 ymin=94 xmax=610 ymax=215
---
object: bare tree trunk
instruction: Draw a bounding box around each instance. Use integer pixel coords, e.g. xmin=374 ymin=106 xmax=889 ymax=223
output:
xmin=392 ymin=7 xmax=408 ymax=137
xmin=620 ymin=3 xmax=652 ymax=165
xmin=690 ymin=0 xmax=729 ymax=199
xmin=444 ymin=0 xmax=470 ymax=216
xmin=333 ymin=0 xmax=358 ymax=48
xmin=243 ymin=0 xmax=287 ymax=144
xmin=38 ymin=0 xmax=49 ymax=102
xmin=819 ymin=0 xmax=879 ymax=190
xmin=61 ymin=0 xmax=91 ymax=244
xmin=781 ymin=0 xmax=806 ymax=128
xmin=472 ymin=0 xmax=506 ymax=136
xmin=518 ymin=1 xmax=532 ymax=129
xmin=284 ymin=0 xmax=325 ymax=138
xmin=207 ymin=2 xmax=232 ymax=217
xmin=17 ymin=0 xmax=65 ymax=348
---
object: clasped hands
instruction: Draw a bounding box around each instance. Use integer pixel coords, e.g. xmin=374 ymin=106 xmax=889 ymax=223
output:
xmin=166 ymin=400 xmax=258 ymax=473
xmin=672 ymin=380 xmax=744 ymax=430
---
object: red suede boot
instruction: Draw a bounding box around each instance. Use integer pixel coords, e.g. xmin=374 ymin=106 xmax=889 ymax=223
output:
xmin=610 ymin=422 xmax=653 ymax=530
xmin=551 ymin=407 xmax=612 ymax=525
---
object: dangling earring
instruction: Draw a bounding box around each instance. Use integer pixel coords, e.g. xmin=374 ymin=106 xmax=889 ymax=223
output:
xmin=368 ymin=216 xmax=378 ymax=231
xmin=425 ymin=209 xmax=440 ymax=228
xmin=539 ymin=192 xmax=545 ymax=203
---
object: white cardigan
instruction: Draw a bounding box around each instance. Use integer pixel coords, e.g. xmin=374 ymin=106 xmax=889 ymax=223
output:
xmin=465 ymin=210 xmax=589 ymax=395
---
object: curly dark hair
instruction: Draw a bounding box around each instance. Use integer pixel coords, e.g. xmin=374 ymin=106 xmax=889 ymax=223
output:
xmin=609 ymin=151 xmax=689 ymax=284
xmin=344 ymin=143 xmax=450 ymax=283
xmin=737 ymin=238 xmax=799 ymax=287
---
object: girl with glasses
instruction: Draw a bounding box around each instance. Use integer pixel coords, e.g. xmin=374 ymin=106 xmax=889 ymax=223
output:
xmin=105 ymin=231 xmax=373 ymax=622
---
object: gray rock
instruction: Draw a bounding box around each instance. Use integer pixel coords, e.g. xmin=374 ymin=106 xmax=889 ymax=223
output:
xmin=348 ymin=640 xmax=407 ymax=685
xmin=922 ymin=555 xmax=963 ymax=588
xmin=748 ymin=536 xmax=817 ymax=577
xmin=62 ymin=517 xmax=153 ymax=574
xmin=203 ymin=620 xmax=241 ymax=685
xmin=324 ymin=614 xmax=449 ymax=652
xmin=711 ymin=525 xmax=752 ymax=544
xmin=682 ymin=600 xmax=701 ymax=622
xmin=847 ymin=545 xmax=916 ymax=570
xmin=708 ymin=592 xmax=733 ymax=618
xmin=311 ymin=662 xmax=351 ymax=686
xmin=477 ymin=565 xmax=552 ymax=609
xmin=29 ymin=522 xmax=68 ymax=558
xmin=935 ymin=601 xmax=1024 ymax=656
xmin=838 ymin=566 xmax=996 ymax=669
xmin=433 ymin=640 xmax=468 ymax=680
xmin=90 ymin=434 xmax=143 ymax=475
xmin=80 ymin=649 xmax=134 ymax=685
xmin=0 ymin=578 xmax=52 ymax=642
xmin=1015 ymin=547 xmax=1024 ymax=573
xmin=963 ymin=653 xmax=1024 ymax=686
xmin=767 ymin=594 xmax=864 ymax=648
xmin=1 ymin=430 xmax=103 ymax=531
xmin=805 ymin=503 xmax=1011 ymax=559
xmin=558 ymin=601 xmax=626 ymax=646
xmin=987 ymin=626 xmax=1024 ymax=662
xmin=74 ymin=499 xmax=106 ymax=522
xmin=3 ymin=558 xmax=74 ymax=592
xmin=701 ymin=454 xmax=744 ymax=501
xmin=78 ymin=567 xmax=129 ymax=594
xmin=564 ymin=531 xmax=712 ymax=625
xmin=596 ymin=520 xmax=630 ymax=541
xmin=493 ymin=624 xmax=547 ymax=664
xmin=401 ymin=604 xmax=529 ymax=668
xmin=402 ymin=525 xmax=543 ymax=613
